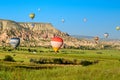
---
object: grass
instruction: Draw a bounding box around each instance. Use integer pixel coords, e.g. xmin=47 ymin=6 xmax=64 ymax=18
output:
xmin=0 ymin=47 xmax=120 ymax=80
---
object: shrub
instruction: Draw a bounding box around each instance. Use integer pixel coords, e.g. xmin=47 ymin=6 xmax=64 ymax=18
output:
xmin=62 ymin=59 xmax=73 ymax=64
xmin=96 ymin=52 xmax=103 ymax=54
xmin=28 ymin=48 xmax=37 ymax=52
xmin=104 ymin=45 xmax=113 ymax=49
xmin=37 ymin=58 xmax=49 ymax=64
xmin=73 ymin=59 xmax=78 ymax=65
xmin=80 ymin=60 xmax=93 ymax=66
xmin=53 ymin=58 xmax=64 ymax=64
xmin=29 ymin=58 xmax=98 ymax=65
xmin=30 ymin=58 xmax=36 ymax=63
xmin=3 ymin=55 xmax=15 ymax=62
xmin=8 ymin=49 xmax=12 ymax=51
xmin=79 ymin=46 xmax=96 ymax=50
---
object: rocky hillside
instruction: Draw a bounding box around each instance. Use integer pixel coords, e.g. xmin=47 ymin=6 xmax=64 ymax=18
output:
xmin=0 ymin=19 xmax=119 ymax=48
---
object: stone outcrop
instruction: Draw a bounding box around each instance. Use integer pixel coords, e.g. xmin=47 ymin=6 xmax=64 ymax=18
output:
xmin=0 ymin=19 xmax=98 ymax=48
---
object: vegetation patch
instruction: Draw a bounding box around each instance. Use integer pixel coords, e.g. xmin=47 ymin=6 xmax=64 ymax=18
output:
xmin=3 ymin=55 xmax=15 ymax=62
xmin=28 ymin=48 xmax=37 ymax=52
xmin=29 ymin=57 xmax=98 ymax=66
xmin=15 ymin=65 xmax=54 ymax=70
xmin=96 ymin=51 xmax=103 ymax=54
xmin=80 ymin=60 xmax=93 ymax=66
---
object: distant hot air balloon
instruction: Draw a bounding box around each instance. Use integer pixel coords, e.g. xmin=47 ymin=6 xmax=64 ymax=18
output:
xmin=38 ymin=8 xmax=40 ymax=12
xmin=94 ymin=36 xmax=99 ymax=44
xmin=29 ymin=13 xmax=35 ymax=20
xmin=61 ymin=18 xmax=65 ymax=23
xmin=104 ymin=33 xmax=109 ymax=38
xmin=29 ymin=13 xmax=35 ymax=30
xmin=10 ymin=38 xmax=20 ymax=49
xmin=116 ymin=26 xmax=120 ymax=31
xmin=83 ymin=18 xmax=87 ymax=22
xmin=51 ymin=37 xmax=63 ymax=53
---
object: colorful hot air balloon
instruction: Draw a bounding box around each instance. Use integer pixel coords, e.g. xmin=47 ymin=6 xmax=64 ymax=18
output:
xmin=94 ymin=36 xmax=99 ymax=44
xmin=51 ymin=37 xmax=63 ymax=53
xmin=116 ymin=26 xmax=120 ymax=31
xmin=104 ymin=33 xmax=109 ymax=38
xmin=29 ymin=13 xmax=35 ymax=20
xmin=10 ymin=38 xmax=20 ymax=49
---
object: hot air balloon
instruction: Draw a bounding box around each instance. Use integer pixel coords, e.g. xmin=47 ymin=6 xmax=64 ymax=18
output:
xmin=51 ymin=37 xmax=63 ymax=53
xmin=94 ymin=36 xmax=99 ymax=44
xmin=116 ymin=26 xmax=120 ymax=31
xmin=10 ymin=38 xmax=20 ymax=49
xmin=104 ymin=33 xmax=109 ymax=38
xmin=61 ymin=18 xmax=65 ymax=23
xmin=83 ymin=18 xmax=87 ymax=22
xmin=38 ymin=8 xmax=40 ymax=12
xmin=29 ymin=13 xmax=35 ymax=20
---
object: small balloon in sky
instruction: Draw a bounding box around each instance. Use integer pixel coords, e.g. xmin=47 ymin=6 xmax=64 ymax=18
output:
xmin=61 ymin=18 xmax=65 ymax=23
xmin=38 ymin=8 xmax=40 ymax=11
xmin=83 ymin=18 xmax=87 ymax=22
xmin=29 ymin=13 xmax=35 ymax=20
xmin=104 ymin=33 xmax=109 ymax=38
xmin=116 ymin=26 xmax=120 ymax=31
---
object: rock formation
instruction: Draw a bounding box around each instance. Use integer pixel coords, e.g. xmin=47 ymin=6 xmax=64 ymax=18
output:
xmin=0 ymin=19 xmax=105 ymax=48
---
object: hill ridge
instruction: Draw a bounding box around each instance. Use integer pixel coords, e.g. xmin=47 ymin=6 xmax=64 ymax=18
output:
xmin=0 ymin=19 xmax=113 ymax=48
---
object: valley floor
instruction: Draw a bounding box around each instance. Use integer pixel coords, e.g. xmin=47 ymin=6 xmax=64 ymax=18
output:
xmin=0 ymin=47 xmax=120 ymax=80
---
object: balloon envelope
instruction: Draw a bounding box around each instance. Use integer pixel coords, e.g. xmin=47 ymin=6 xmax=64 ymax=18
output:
xmin=10 ymin=38 xmax=20 ymax=48
xmin=29 ymin=13 xmax=35 ymax=19
xmin=116 ymin=26 xmax=120 ymax=31
xmin=83 ymin=18 xmax=87 ymax=22
xmin=61 ymin=18 xmax=65 ymax=23
xmin=51 ymin=37 xmax=63 ymax=52
xmin=104 ymin=33 xmax=109 ymax=38
xmin=38 ymin=8 xmax=40 ymax=11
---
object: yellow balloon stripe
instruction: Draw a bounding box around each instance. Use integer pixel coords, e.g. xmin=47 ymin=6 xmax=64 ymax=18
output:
xmin=53 ymin=47 xmax=59 ymax=52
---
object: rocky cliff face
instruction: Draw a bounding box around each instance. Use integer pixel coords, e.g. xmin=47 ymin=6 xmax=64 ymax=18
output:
xmin=0 ymin=19 xmax=98 ymax=48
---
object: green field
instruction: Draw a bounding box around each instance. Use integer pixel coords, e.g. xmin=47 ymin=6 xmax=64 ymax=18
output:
xmin=0 ymin=47 xmax=120 ymax=80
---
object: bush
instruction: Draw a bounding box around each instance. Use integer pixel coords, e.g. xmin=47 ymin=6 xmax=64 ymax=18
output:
xmin=104 ymin=45 xmax=113 ymax=49
xmin=30 ymin=58 xmax=36 ymax=63
xmin=79 ymin=46 xmax=96 ymax=50
xmin=29 ymin=58 xmax=98 ymax=65
xmin=3 ymin=55 xmax=15 ymax=62
xmin=53 ymin=58 xmax=64 ymax=64
xmin=62 ymin=59 xmax=73 ymax=64
xmin=96 ymin=52 xmax=103 ymax=54
xmin=38 ymin=58 xmax=48 ymax=64
xmin=80 ymin=60 xmax=93 ymax=66
xmin=28 ymin=48 xmax=37 ymax=52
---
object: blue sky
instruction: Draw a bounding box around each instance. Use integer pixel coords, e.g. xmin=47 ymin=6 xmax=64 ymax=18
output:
xmin=0 ymin=0 xmax=120 ymax=39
